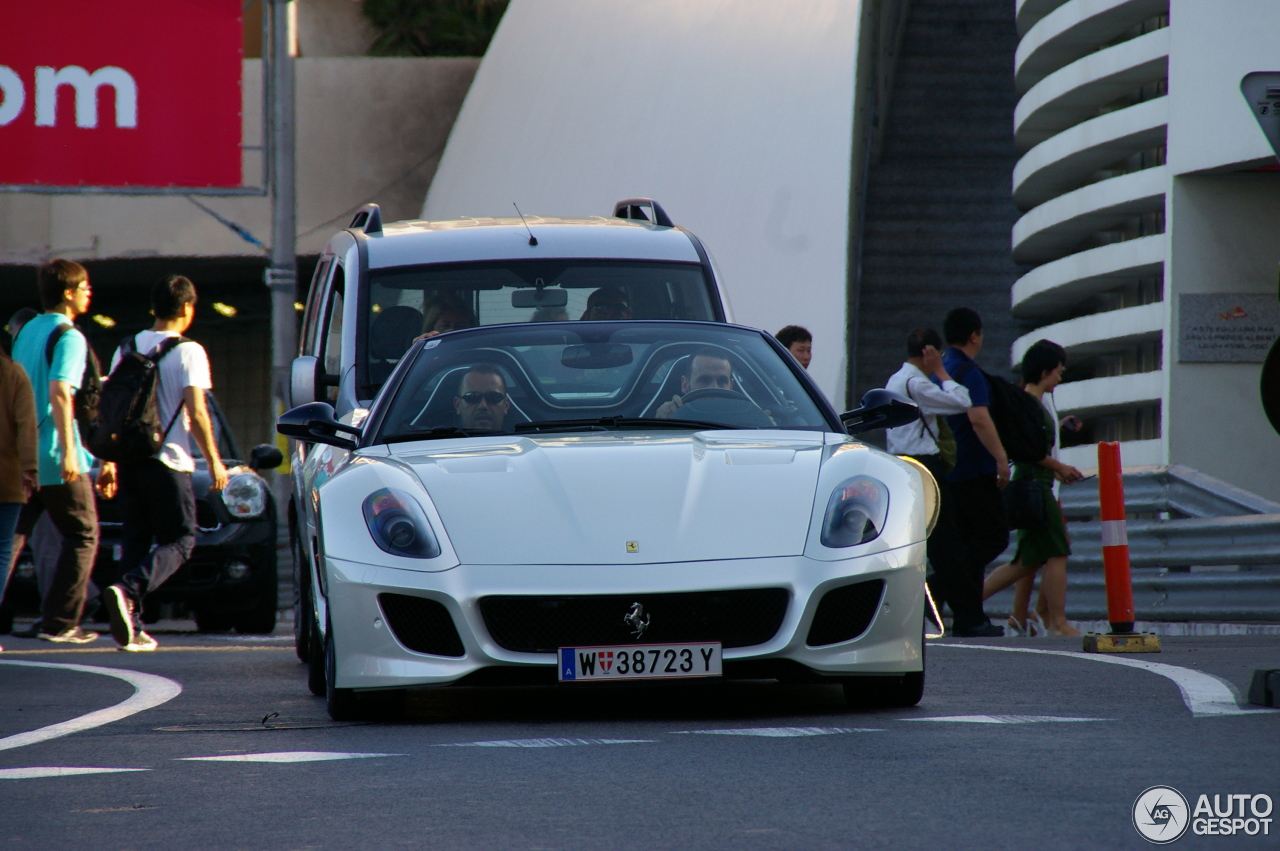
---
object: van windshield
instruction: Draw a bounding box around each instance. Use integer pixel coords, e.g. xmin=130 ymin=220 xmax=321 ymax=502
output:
xmin=362 ymin=259 xmax=719 ymax=388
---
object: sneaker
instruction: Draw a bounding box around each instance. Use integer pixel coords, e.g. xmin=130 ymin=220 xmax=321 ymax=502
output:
xmin=39 ymin=626 xmax=100 ymax=644
xmin=119 ymin=631 xmax=158 ymax=652
xmin=104 ymin=585 xmax=138 ymax=648
xmin=951 ymin=622 xmax=1005 ymax=638
xmin=10 ymin=625 xmax=41 ymax=639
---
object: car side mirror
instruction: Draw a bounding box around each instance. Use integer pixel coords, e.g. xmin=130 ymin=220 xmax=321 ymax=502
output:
xmin=291 ymin=356 xmax=319 ymax=407
xmin=840 ymin=389 xmax=919 ymax=435
xmin=248 ymin=443 xmax=285 ymax=472
xmin=277 ymin=402 xmax=361 ymax=451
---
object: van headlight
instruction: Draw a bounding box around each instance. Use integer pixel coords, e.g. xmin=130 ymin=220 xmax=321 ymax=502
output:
xmin=363 ymin=488 xmax=441 ymax=559
xmin=222 ymin=473 xmax=268 ymax=519
xmin=820 ymin=476 xmax=890 ymax=548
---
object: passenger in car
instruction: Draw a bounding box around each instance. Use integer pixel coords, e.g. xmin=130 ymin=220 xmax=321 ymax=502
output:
xmin=417 ymin=294 xmax=477 ymax=341
xmin=579 ymin=287 xmax=632 ymax=321
xmin=655 ymin=349 xmax=733 ymax=419
xmin=453 ymin=364 xmax=511 ymax=432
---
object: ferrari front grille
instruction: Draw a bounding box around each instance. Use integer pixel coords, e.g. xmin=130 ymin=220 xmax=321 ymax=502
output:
xmin=478 ymin=588 xmax=789 ymax=653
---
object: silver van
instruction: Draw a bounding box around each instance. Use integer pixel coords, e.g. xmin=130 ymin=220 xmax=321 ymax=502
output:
xmin=285 ymin=199 xmax=733 ymax=668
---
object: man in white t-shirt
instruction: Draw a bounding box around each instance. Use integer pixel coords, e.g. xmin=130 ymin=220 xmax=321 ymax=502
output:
xmin=102 ymin=276 xmax=228 ymax=652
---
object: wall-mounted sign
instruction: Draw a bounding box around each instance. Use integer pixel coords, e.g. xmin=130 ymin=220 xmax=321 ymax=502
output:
xmin=0 ymin=0 xmax=242 ymax=188
xmin=1178 ymin=294 xmax=1280 ymax=363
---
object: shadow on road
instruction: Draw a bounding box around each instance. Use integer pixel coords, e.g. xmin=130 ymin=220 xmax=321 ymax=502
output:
xmin=398 ymin=680 xmax=903 ymax=724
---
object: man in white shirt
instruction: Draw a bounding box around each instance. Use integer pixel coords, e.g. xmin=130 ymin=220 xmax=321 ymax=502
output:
xmin=102 ymin=276 xmax=227 ymax=651
xmin=883 ymin=328 xmax=989 ymax=635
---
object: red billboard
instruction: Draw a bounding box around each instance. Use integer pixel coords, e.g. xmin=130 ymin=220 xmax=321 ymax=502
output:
xmin=0 ymin=0 xmax=243 ymax=188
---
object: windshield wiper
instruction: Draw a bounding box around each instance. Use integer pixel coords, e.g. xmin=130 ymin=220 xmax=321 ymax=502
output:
xmin=515 ymin=416 xmax=730 ymax=433
xmin=383 ymin=426 xmax=497 ymax=444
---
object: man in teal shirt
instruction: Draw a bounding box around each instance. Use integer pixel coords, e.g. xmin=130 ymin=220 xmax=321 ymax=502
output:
xmin=5 ymin=260 xmax=108 ymax=643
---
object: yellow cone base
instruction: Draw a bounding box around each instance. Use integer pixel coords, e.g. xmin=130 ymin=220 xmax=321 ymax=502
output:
xmin=1082 ymin=632 xmax=1161 ymax=653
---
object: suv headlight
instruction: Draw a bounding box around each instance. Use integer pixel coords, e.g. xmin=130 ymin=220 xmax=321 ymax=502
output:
xmin=363 ymin=488 xmax=441 ymax=559
xmin=820 ymin=476 xmax=890 ymax=548
xmin=222 ymin=473 xmax=268 ymax=519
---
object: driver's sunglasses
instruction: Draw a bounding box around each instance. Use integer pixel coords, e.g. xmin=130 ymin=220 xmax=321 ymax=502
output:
xmin=459 ymin=391 xmax=507 ymax=405
xmin=590 ymin=303 xmax=630 ymax=318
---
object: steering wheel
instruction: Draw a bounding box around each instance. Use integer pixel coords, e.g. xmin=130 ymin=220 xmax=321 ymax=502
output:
xmin=678 ymin=388 xmax=774 ymax=427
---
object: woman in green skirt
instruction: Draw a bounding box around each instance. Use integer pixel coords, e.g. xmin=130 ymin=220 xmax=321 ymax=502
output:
xmin=981 ymin=340 xmax=1084 ymax=636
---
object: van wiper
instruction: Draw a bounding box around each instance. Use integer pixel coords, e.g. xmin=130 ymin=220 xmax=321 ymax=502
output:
xmin=383 ymin=426 xmax=497 ymax=444
xmin=515 ymin=416 xmax=730 ymax=433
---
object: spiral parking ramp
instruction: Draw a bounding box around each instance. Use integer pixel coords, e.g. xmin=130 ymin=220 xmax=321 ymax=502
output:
xmin=1011 ymin=0 xmax=1169 ymax=468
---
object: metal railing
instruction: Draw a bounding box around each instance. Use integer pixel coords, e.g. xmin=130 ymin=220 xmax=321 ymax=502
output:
xmin=988 ymin=465 xmax=1280 ymax=622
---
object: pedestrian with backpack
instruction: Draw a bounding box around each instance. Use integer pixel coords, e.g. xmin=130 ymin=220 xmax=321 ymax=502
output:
xmin=5 ymin=260 xmax=108 ymax=644
xmin=884 ymin=328 xmax=974 ymax=633
xmin=938 ymin=308 xmax=1009 ymax=637
xmin=100 ymin=276 xmax=227 ymax=652
xmin=981 ymin=340 xmax=1084 ymax=636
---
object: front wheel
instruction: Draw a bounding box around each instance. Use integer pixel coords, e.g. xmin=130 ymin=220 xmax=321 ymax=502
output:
xmin=307 ymin=611 xmax=326 ymax=696
xmin=291 ymin=523 xmax=311 ymax=663
xmin=324 ymin=618 xmax=404 ymax=721
xmin=843 ymin=671 xmax=924 ymax=708
xmin=843 ymin=614 xmax=925 ymax=708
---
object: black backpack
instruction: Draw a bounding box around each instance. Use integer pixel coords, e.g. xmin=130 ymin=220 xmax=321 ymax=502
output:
xmin=88 ymin=334 xmax=188 ymax=464
xmin=953 ymin=362 xmax=1048 ymax=465
xmin=42 ymin=323 xmax=102 ymax=446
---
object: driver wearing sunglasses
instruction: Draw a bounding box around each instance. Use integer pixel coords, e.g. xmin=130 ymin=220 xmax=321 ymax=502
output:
xmin=453 ymin=364 xmax=511 ymax=431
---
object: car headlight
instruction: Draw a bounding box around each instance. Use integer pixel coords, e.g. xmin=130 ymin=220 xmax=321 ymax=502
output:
xmin=896 ymin=455 xmax=940 ymax=536
xmin=820 ymin=476 xmax=890 ymax=548
xmin=362 ymin=487 xmax=441 ymax=559
xmin=222 ymin=473 xmax=268 ymax=519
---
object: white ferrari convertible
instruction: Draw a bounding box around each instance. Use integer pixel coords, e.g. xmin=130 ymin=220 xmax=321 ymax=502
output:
xmin=279 ymin=320 xmax=936 ymax=720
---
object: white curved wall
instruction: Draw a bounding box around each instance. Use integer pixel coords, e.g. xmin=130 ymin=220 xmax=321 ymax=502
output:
xmin=422 ymin=0 xmax=860 ymax=407
xmin=1010 ymin=1 xmax=1169 ymax=467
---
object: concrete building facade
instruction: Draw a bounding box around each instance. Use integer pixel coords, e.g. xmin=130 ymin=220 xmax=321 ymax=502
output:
xmin=0 ymin=0 xmax=477 ymax=448
xmin=1010 ymin=0 xmax=1280 ymax=498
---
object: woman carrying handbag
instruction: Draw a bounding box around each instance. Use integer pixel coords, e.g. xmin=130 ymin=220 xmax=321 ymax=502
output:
xmin=981 ymin=340 xmax=1084 ymax=637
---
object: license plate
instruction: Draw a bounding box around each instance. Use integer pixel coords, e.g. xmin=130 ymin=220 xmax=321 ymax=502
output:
xmin=558 ymin=642 xmax=722 ymax=682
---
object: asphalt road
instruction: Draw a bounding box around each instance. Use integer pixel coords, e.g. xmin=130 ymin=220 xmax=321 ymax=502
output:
xmin=1 ymin=629 xmax=1277 ymax=850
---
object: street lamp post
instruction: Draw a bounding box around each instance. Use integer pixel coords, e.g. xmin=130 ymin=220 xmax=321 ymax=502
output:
xmin=265 ymin=0 xmax=297 ymax=453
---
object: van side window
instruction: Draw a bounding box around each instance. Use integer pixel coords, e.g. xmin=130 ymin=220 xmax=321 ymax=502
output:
xmin=319 ymin=266 xmax=346 ymax=403
xmin=302 ymin=258 xmax=332 ymax=356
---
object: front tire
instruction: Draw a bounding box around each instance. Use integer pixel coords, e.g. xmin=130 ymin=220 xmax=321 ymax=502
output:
xmin=194 ymin=608 xmax=235 ymax=633
xmin=324 ymin=617 xmax=403 ymax=721
xmin=844 ymin=671 xmax=924 ymax=708
xmin=291 ymin=516 xmax=311 ymax=662
xmin=307 ymin=611 xmax=326 ymax=696
xmin=843 ymin=614 xmax=926 ymax=708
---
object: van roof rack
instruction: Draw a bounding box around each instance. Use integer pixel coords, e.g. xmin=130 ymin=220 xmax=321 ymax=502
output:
xmin=613 ymin=198 xmax=674 ymax=228
xmin=349 ymin=203 xmax=383 ymax=235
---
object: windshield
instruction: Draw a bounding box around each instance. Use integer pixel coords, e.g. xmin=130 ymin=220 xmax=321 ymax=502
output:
xmin=373 ymin=322 xmax=834 ymax=443
xmin=363 ymin=259 xmax=718 ymax=387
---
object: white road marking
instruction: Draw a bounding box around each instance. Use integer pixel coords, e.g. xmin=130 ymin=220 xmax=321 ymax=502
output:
xmin=0 ymin=661 xmax=183 ymax=752
xmin=902 ymin=715 xmax=1104 ymax=724
xmin=934 ymin=643 xmax=1278 ymax=718
xmin=0 ymin=767 xmax=150 ymax=779
xmin=438 ymin=738 xmax=653 ymax=748
xmin=179 ymin=751 xmax=404 ymax=763
xmin=672 ymin=726 xmax=884 ymax=737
